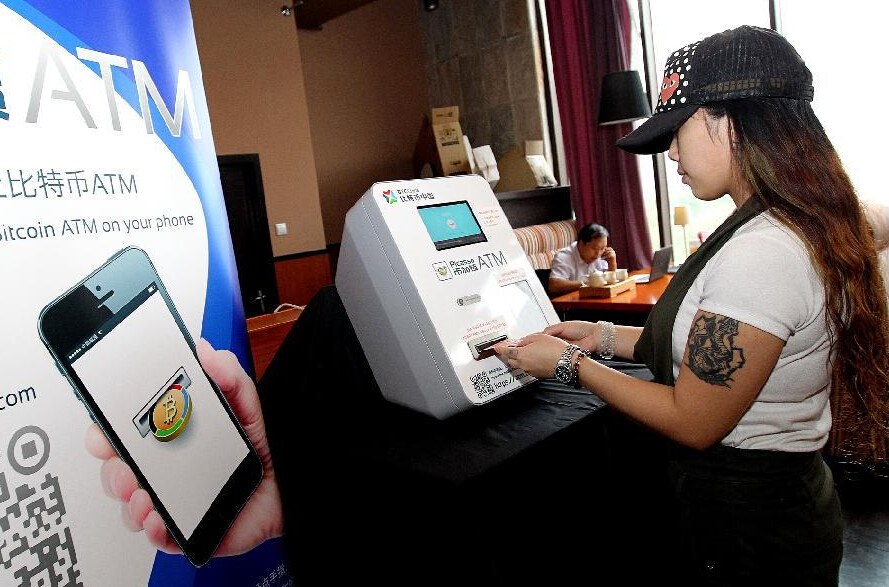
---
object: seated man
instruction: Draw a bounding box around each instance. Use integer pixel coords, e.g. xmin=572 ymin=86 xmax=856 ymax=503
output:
xmin=548 ymin=223 xmax=616 ymax=296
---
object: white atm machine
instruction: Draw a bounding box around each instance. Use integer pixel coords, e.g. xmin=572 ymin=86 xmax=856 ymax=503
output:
xmin=336 ymin=175 xmax=561 ymax=419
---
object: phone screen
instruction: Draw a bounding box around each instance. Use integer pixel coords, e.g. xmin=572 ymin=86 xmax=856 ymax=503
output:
xmin=67 ymin=283 xmax=249 ymax=540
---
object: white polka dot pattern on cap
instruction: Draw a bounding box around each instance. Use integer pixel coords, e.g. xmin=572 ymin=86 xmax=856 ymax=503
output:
xmin=656 ymin=41 xmax=700 ymax=113
xmin=616 ymin=26 xmax=814 ymax=155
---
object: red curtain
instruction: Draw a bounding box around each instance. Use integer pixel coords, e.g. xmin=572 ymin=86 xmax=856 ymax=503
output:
xmin=545 ymin=0 xmax=653 ymax=270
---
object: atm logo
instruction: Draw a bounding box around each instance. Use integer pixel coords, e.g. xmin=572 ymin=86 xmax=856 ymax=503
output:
xmin=150 ymin=382 xmax=192 ymax=442
xmin=382 ymin=189 xmax=398 ymax=204
xmin=133 ymin=367 xmax=193 ymax=442
xmin=432 ymin=261 xmax=453 ymax=281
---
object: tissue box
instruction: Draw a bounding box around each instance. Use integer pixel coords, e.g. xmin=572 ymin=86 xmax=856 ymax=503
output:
xmin=472 ymin=145 xmax=499 ymax=189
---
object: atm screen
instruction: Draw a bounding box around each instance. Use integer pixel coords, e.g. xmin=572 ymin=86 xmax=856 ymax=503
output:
xmin=418 ymin=201 xmax=487 ymax=251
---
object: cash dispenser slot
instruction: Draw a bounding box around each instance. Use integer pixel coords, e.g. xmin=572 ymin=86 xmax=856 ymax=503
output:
xmin=469 ymin=333 xmax=508 ymax=360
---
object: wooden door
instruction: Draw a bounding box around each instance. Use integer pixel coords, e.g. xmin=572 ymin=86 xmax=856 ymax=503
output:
xmin=217 ymin=154 xmax=279 ymax=317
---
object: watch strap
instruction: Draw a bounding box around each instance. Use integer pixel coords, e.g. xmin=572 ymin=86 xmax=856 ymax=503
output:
xmin=553 ymin=344 xmax=581 ymax=384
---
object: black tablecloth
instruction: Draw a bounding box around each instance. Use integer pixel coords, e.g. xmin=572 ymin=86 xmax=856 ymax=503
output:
xmin=258 ymin=286 xmax=666 ymax=585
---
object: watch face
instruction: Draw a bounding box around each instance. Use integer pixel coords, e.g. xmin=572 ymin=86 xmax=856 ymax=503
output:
xmin=554 ymin=363 xmax=572 ymax=384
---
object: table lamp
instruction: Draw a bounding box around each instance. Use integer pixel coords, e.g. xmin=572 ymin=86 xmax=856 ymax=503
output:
xmin=673 ymin=205 xmax=691 ymax=262
xmin=598 ymin=70 xmax=651 ymax=125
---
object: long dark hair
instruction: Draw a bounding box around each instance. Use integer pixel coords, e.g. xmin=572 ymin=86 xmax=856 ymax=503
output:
xmin=706 ymin=97 xmax=889 ymax=470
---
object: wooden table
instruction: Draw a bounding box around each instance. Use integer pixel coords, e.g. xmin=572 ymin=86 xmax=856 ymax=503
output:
xmin=246 ymin=307 xmax=303 ymax=380
xmin=550 ymin=270 xmax=672 ymax=315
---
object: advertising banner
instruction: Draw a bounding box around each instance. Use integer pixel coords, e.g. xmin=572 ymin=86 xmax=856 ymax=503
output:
xmin=0 ymin=1 xmax=289 ymax=585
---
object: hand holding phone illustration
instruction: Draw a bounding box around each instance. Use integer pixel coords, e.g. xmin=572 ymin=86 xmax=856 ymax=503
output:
xmin=39 ymin=247 xmax=271 ymax=566
xmin=85 ymin=338 xmax=283 ymax=557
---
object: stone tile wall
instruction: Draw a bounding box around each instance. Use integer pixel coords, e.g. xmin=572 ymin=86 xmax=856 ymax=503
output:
xmin=420 ymin=0 xmax=547 ymax=160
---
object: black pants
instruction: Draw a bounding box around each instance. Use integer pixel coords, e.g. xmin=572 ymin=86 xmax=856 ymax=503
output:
xmin=667 ymin=445 xmax=843 ymax=586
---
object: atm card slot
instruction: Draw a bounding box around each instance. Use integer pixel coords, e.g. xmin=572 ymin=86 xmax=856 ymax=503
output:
xmin=469 ymin=333 xmax=508 ymax=360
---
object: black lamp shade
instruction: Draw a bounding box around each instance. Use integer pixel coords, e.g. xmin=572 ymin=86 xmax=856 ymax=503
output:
xmin=598 ymin=70 xmax=651 ymax=125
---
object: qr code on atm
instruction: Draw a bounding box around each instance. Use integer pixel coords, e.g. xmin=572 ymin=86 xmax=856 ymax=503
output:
xmin=0 ymin=426 xmax=83 ymax=587
xmin=471 ymin=371 xmax=495 ymax=399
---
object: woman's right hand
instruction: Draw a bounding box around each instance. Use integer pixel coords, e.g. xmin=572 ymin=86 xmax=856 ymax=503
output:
xmin=544 ymin=321 xmax=601 ymax=355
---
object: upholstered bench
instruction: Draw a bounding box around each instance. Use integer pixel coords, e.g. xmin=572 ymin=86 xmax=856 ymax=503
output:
xmin=513 ymin=219 xmax=577 ymax=270
xmin=513 ymin=219 xmax=577 ymax=296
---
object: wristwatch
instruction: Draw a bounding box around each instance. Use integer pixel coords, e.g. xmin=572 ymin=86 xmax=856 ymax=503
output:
xmin=553 ymin=344 xmax=581 ymax=385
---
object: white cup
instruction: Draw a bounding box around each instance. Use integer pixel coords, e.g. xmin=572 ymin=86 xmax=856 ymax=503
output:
xmin=615 ymin=268 xmax=628 ymax=282
xmin=585 ymin=272 xmax=606 ymax=287
xmin=603 ymin=270 xmax=617 ymax=284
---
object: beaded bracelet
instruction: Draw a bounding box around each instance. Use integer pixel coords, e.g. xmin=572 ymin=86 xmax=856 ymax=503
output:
xmin=598 ymin=321 xmax=616 ymax=360
xmin=571 ymin=347 xmax=585 ymax=388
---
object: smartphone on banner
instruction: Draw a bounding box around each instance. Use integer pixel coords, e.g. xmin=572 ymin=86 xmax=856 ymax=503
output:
xmin=38 ymin=247 xmax=263 ymax=567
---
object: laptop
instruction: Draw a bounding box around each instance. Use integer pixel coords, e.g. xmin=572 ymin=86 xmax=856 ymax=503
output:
xmin=632 ymin=245 xmax=673 ymax=284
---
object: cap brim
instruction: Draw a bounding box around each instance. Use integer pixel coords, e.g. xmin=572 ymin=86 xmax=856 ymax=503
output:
xmin=616 ymin=106 xmax=697 ymax=154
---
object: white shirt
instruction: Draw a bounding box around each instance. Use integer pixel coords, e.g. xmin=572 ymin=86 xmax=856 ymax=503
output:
xmin=550 ymin=242 xmax=609 ymax=281
xmin=671 ymin=212 xmax=832 ymax=452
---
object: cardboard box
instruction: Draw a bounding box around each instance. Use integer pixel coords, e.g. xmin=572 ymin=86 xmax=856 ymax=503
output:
xmin=525 ymin=139 xmax=545 ymax=157
xmin=493 ymin=145 xmax=538 ymax=192
xmin=494 ymin=141 xmax=557 ymax=192
xmin=430 ymin=106 xmax=470 ymax=176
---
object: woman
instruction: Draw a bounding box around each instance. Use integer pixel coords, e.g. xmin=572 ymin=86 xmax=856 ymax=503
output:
xmin=495 ymin=25 xmax=889 ymax=585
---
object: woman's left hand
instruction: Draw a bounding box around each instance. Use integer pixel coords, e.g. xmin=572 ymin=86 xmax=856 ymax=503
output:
xmin=493 ymin=333 xmax=571 ymax=379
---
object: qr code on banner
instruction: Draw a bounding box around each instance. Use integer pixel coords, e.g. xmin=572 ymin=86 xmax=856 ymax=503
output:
xmin=0 ymin=426 xmax=83 ymax=587
xmin=470 ymin=371 xmax=495 ymax=399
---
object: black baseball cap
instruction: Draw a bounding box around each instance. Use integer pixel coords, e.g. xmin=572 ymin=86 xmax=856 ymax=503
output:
xmin=617 ymin=25 xmax=814 ymax=155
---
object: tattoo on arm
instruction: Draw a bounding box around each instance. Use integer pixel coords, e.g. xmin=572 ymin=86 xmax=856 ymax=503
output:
xmin=686 ymin=313 xmax=746 ymax=388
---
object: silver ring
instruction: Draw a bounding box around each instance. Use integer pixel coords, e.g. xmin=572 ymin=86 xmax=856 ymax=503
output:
xmin=507 ymin=347 xmax=518 ymax=360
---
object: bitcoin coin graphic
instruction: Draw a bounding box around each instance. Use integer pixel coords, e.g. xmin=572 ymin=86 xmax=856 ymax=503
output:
xmin=149 ymin=383 xmax=192 ymax=441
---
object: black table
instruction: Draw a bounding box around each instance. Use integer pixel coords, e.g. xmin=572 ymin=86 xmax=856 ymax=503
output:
xmin=258 ymin=286 xmax=668 ymax=585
